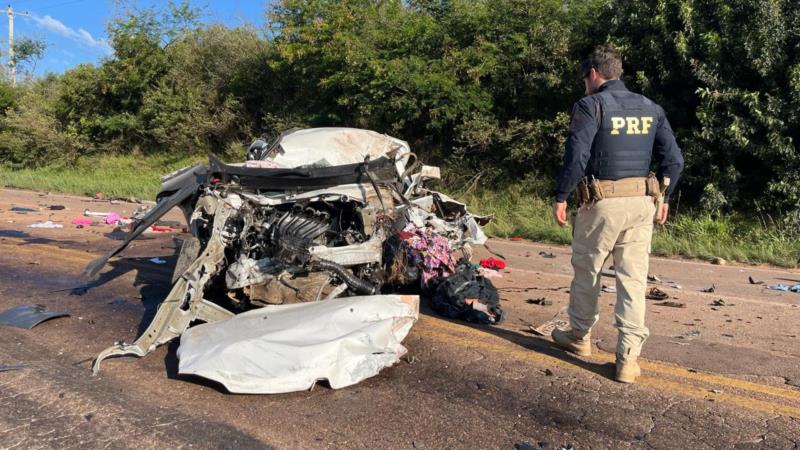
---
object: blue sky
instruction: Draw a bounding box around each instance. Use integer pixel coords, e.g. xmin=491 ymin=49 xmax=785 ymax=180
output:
xmin=5 ymin=0 xmax=268 ymax=76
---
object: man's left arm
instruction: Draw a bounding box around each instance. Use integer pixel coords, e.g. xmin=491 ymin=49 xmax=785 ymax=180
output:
xmin=553 ymin=98 xmax=599 ymax=225
xmin=652 ymin=106 xmax=685 ymax=223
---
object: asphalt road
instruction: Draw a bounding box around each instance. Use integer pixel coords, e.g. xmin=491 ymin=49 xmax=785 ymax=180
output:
xmin=0 ymin=188 xmax=799 ymax=449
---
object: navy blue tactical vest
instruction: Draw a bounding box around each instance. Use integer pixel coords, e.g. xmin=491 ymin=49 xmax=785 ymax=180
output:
xmin=589 ymin=91 xmax=659 ymax=180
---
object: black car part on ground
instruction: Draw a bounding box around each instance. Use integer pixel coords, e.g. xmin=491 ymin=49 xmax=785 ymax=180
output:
xmin=430 ymin=260 xmax=505 ymax=325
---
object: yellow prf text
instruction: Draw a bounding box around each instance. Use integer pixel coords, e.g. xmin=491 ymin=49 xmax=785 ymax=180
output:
xmin=610 ymin=116 xmax=654 ymax=135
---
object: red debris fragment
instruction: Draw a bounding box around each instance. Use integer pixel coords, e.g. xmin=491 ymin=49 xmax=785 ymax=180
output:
xmin=480 ymin=257 xmax=506 ymax=270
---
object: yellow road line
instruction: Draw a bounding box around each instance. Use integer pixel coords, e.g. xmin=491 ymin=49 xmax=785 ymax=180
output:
xmin=415 ymin=326 xmax=800 ymax=418
xmin=417 ymin=316 xmax=800 ymax=414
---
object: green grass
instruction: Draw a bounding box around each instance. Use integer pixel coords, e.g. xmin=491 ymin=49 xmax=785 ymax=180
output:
xmin=0 ymin=154 xmax=206 ymax=200
xmin=460 ymin=186 xmax=800 ymax=268
xmin=3 ymin=156 xmax=797 ymax=267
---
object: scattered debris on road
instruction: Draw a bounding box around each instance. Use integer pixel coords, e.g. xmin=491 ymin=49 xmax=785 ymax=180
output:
xmin=11 ymin=207 xmax=37 ymax=213
xmin=527 ymin=298 xmax=552 ymax=306
xmin=711 ymin=298 xmax=733 ymax=306
xmin=28 ymin=221 xmax=63 ymax=229
xmin=601 ymin=284 xmax=617 ymax=293
xmin=527 ymin=308 xmax=569 ymax=336
xmin=767 ymin=284 xmax=800 ymax=293
xmin=83 ymin=209 xmax=113 ymax=217
xmin=0 ymin=364 xmax=25 ymax=372
xmin=148 ymin=257 xmax=167 ymax=265
xmin=646 ymin=287 xmax=669 ymax=300
xmin=701 ymin=284 xmax=716 ymax=293
xmin=432 ymin=260 xmax=504 ymax=324
xmin=0 ymin=304 xmax=69 ymax=329
xmin=538 ymin=251 xmax=556 ymax=258
xmin=748 ymin=276 xmax=764 ymax=285
xmin=479 ymin=257 xmax=506 ymax=270
xmin=647 ymin=274 xmax=661 ymax=283
xmin=47 ymin=205 xmax=66 ymax=210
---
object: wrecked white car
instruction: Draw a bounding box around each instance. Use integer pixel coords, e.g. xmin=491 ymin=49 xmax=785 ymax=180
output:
xmin=85 ymin=127 xmax=493 ymax=392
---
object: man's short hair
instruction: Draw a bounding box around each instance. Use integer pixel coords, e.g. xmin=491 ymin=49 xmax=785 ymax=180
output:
xmin=580 ymin=45 xmax=623 ymax=80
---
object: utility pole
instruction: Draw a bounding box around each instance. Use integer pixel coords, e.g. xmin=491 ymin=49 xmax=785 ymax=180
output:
xmin=5 ymin=4 xmax=29 ymax=86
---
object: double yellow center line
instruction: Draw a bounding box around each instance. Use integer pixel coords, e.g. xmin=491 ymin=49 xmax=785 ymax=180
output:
xmin=417 ymin=316 xmax=800 ymax=418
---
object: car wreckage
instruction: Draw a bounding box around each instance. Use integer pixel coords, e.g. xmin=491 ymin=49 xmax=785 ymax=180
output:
xmin=85 ymin=127 xmax=497 ymax=392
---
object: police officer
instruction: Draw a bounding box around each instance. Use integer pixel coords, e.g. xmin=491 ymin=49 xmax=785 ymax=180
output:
xmin=550 ymin=46 xmax=684 ymax=383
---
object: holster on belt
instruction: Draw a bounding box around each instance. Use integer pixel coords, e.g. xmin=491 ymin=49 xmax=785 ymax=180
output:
xmin=575 ymin=176 xmax=604 ymax=207
xmin=646 ymin=172 xmax=670 ymax=223
xmin=575 ymin=176 xmax=591 ymax=206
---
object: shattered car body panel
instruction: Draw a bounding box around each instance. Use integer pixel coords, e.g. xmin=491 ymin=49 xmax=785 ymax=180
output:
xmin=177 ymin=294 xmax=419 ymax=394
xmin=88 ymin=127 xmax=490 ymax=377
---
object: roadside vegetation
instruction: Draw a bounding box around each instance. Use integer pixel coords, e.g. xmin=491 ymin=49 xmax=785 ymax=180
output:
xmin=1 ymin=0 xmax=798 ymax=267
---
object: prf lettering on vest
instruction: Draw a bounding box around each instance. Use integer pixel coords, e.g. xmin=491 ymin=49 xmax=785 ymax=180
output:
xmin=610 ymin=116 xmax=654 ymax=135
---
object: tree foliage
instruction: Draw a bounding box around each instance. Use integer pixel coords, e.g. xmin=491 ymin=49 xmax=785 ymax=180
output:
xmin=0 ymin=0 xmax=798 ymax=219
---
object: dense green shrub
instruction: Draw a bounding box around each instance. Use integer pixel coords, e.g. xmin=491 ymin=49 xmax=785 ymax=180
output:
xmin=0 ymin=0 xmax=798 ymax=219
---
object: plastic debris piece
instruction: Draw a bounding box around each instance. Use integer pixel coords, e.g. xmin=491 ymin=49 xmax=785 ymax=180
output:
xmin=538 ymin=251 xmax=556 ymax=258
xmin=150 ymin=225 xmax=171 ymax=232
xmin=11 ymin=207 xmax=37 ymax=213
xmin=149 ymin=257 xmax=167 ymax=265
xmin=28 ymin=221 xmax=63 ymax=229
xmin=177 ymin=295 xmax=419 ymax=394
xmin=767 ymin=284 xmax=800 ymax=293
xmin=84 ymin=209 xmax=111 ymax=217
xmin=48 ymin=205 xmax=65 ymax=210
xmin=0 ymin=304 xmax=69 ymax=329
xmin=749 ymin=276 xmax=764 ymax=285
xmin=647 ymin=274 xmax=661 ymax=283
xmin=701 ymin=285 xmax=716 ymax=293
xmin=0 ymin=364 xmax=24 ymax=372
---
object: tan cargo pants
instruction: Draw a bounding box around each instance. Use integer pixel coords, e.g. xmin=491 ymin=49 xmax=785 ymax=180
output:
xmin=568 ymin=196 xmax=656 ymax=361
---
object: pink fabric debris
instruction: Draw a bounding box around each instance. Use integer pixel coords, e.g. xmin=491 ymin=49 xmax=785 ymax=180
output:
xmin=105 ymin=212 xmax=121 ymax=225
xmin=71 ymin=218 xmax=93 ymax=226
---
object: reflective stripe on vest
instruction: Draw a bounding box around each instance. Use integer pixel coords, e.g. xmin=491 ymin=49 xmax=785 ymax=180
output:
xmin=589 ymin=91 xmax=659 ymax=180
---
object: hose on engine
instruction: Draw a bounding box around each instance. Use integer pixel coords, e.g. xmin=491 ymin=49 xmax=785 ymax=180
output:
xmin=313 ymin=259 xmax=378 ymax=295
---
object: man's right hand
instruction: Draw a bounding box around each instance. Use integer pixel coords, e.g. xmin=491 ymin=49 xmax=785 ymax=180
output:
xmin=553 ymin=201 xmax=568 ymax=227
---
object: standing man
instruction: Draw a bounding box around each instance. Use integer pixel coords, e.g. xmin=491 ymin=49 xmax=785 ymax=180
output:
xmin=551 ymin=46 xmax=684 ymax=383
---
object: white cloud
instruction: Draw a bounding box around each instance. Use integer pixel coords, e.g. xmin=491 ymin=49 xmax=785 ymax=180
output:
xmin=31 ymin=14 xmax=113 ymax=55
